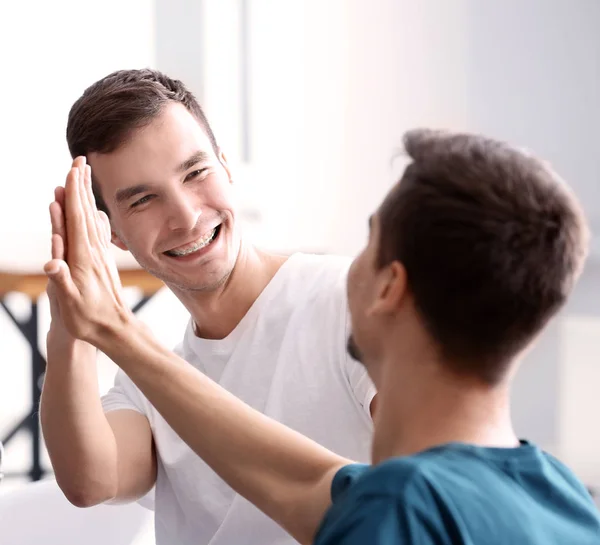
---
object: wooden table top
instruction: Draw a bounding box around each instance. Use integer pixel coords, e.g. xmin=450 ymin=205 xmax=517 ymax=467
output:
xmin=0 ymin=268 xmax=164 ymax=299
xmin=0 ymin=236 xmax=164 ymax=299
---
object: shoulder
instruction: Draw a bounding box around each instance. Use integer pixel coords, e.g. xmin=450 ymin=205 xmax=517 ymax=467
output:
xmin=280 ymin=253 xmax=352 ymax=328
xmin=537 ymin=448 xmax=600 ymax=504
xmin=316 ymin=460 xmax=439 ymax=545
xmin=283 ymin=253 xmax=352 ymax=291
xmin=331 ymin=458 xmax=431 ymax=503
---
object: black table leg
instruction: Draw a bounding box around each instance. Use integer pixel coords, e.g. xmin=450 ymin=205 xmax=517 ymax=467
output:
xmin=1 ymin=292 xmax=155 ymax=481
xmin=1 ymin=298 xmax=45 ymax=481
xmin=131 ymin=295 xmax=153 ymax=314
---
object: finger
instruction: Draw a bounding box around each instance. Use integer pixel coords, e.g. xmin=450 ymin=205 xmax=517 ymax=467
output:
xmin=72 ymin=155 xmax=86 ymax=173
xmin=75 ymin=161 xmax=100 ymax=248
xmin=98 ymin=211 xmax=112 ymax=248
xmin=49 ymin=201 xmax=61 ymax=234
xmin=65 ymin=165 xmax=89 ymax=264
xmin=53 ymin=186 xmax=68 ymax=256
xmin=50 ymin=199 xmax=68 ymax=258
xmin=54 ymin=186 xmax=65 ymax=209
xmin=96 ymin=210 xmax=121 ymax=289
xmin=82 ymin=164 xmax=102 ymax=247
xmin=45 ymin=262 xmax=81 ymax=336
xmin=44 ymin=258 xmax=82 ymax=306
xmin=50 ymin=232 xmax=65 ymax=262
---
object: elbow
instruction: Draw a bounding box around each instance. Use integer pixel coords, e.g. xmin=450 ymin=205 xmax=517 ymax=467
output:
xmin=59 ymin=480 xmax=117 ymax=508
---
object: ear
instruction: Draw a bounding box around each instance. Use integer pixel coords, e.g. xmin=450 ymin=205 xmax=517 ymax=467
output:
xmin=218 ymin=150 xmax=233 ymax=184
xmin=111 ymin=231 xmax=128 ymax=251
xmin=366 ymin=261 xmax=407 ymax=317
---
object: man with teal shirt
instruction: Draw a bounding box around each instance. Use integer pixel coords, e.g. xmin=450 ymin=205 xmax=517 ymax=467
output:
xmin=45 ymin=128 xmax=600 ymax=544
xmin=315 ymin=442 xmax=597 ymax=543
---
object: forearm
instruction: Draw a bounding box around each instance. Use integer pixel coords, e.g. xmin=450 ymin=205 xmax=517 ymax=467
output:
xmin=40 ymin=341 xmax=118 ymax=506
xmin=97 ymin=320 xmax=348 ymax=544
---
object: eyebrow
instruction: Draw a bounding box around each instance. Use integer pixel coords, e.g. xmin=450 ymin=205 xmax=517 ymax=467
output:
xmin=115 ymin=184 xmax=152 ymax=204
xmin=176 ymin=150 xmax=212 ymax=173
xmin=114 ymin=151 xmax=213 ymax=204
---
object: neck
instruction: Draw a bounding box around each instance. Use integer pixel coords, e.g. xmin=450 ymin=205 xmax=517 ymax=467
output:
xmin=171 ymin=239 xmax=287 ymax=339
xmin=371 ymin=351 xmax=518 ymax=464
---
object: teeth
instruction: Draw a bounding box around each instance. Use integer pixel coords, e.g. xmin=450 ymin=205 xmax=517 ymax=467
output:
xmin=167 ymin=228 xmax=217 ymax=256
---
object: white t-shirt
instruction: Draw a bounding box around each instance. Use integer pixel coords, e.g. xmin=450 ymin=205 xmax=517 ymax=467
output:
xmin=101 ymin=253 xmax=376 ymax=545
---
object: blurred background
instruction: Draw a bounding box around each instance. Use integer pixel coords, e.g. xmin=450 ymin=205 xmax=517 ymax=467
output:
xmin=0 ymin=0 xmax=599 ymax=519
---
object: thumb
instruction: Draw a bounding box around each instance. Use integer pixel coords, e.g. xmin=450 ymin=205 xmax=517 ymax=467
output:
xmin=44 ymin=258 xmax=65 ymax=277
xmin=44 ymin=259 xmax=78 ymax=299
xmin=46 ymin=279 xmax=60 ymax=318
xmin=98 ymin=210 xmax=112 ymax=247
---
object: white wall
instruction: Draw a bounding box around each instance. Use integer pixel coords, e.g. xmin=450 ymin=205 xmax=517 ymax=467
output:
xmin=466 ymin=0 xmax=600 ymax=249
xmin=198 ymin=0 xmax=470 ymax=255
xmin=323 ymin=0 xmax=470 ymax=255
xmin=0 ymin=0 xmax=156 ymax=243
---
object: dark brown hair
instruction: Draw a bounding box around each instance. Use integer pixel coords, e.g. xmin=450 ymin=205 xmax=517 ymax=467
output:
xmin=378 ymin=129 xmax=588 ymax=384
xmin=66 ymin=68 xmax=218 ymax=214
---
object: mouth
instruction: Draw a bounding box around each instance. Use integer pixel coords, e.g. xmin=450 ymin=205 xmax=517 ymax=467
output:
xmin=164 ymin=224 xmax=222 ymax=257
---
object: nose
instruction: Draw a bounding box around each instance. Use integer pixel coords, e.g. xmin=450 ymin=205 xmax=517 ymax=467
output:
xmin=166 ymin=192 xmax=202 ymax=231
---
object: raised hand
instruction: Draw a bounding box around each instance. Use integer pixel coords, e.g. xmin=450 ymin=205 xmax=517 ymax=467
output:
xmin=46 ymin=158 xmax=88 ymax=355
xmin=44 ymin=157 xmax=133 ymax=345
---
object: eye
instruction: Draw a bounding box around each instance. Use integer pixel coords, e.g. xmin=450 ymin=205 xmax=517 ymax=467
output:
xmin=185 ymin=168 xmax=208 ymax=182
xmin=131 ymin=195 xmax=154 ymax=208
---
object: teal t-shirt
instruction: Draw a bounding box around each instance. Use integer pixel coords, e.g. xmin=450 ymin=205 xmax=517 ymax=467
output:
xmin=314 ymin=441 xmax=600 ymax=544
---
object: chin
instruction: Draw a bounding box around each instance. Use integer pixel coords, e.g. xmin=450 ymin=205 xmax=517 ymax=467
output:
xmin=161 ymin=255 xmax=236 ymax=291
xmin=158 ymin=269 xmax=232 ymax=293
xmin=346 ymin=335 xmax=365 ymax=364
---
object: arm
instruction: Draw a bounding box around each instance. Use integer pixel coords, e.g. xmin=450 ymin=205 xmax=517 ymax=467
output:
xmin=40 ymin=348 xmax=156 ymax=507
xmin=45 ymin=158 xmax=350 ymax=545
xmin=40 ymin=335 xmax=115 ymax=507
xmin=40 ymin=163 xmax=156 ymax=507
xmin=100 ymin=321 xmax=348 ymax=543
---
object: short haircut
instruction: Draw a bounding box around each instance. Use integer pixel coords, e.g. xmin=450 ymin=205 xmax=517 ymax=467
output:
xmin=377 ymin=129 xmax=588 ymax=384
xmin=66 ymin=68 xmax=218 ymax=214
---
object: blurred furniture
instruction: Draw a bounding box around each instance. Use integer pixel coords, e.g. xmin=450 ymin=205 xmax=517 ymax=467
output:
xmin=0 ymin=478 xmax=155 ymax=545
xmin=0 ymin=241 xmax=164 ymax=481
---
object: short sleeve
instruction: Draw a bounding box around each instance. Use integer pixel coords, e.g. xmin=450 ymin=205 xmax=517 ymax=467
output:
xmin=317 ymin=459 xmax=454 ymax=545
xmin=331 ymin=464 xmax=371 ymax=502
xmin=101 ymin=368 xmax=148 ymax=415
xmin=101 ymin=369 xmax=156 ymax=510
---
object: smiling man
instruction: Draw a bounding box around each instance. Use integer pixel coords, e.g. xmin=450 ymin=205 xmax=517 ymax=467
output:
xmin=45 ymin=128 xmax=600 ymax=544
xmin=39 ymin=69 xmax=375 ymax=545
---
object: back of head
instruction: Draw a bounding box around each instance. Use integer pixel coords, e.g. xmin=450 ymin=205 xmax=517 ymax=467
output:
xmin=377 ymin=129 xmax=589 ymax=384
xmin=66 ymin=68 xmax=218 ymax=213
